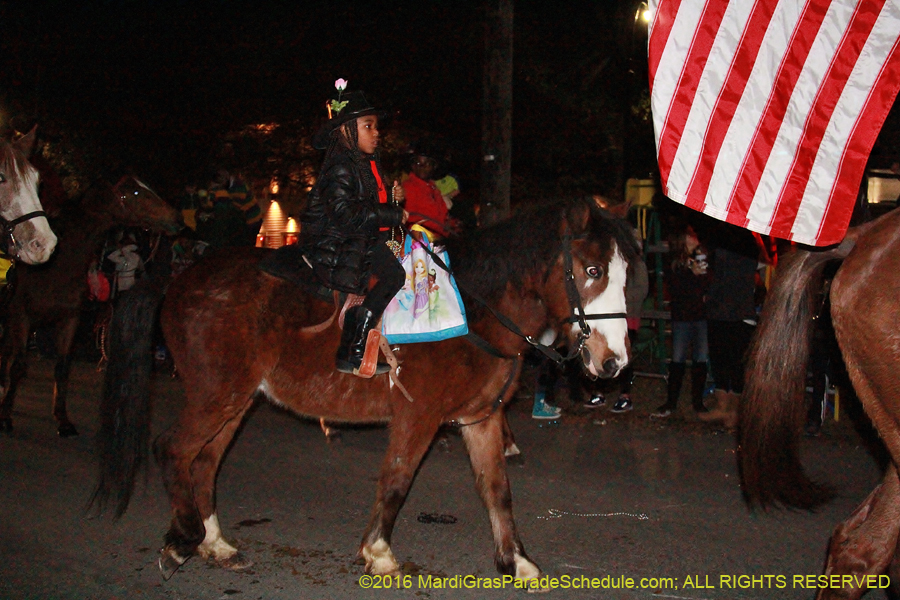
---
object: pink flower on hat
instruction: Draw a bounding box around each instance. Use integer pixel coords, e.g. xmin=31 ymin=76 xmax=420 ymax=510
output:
xmin=335 ymin=78 xmax=348 ymax=91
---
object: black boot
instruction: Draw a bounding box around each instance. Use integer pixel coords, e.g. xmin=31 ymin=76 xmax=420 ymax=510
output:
xmin=653 ymin=362 xmax=685 ymax=418
xmin=691 ymin=362 xmax=709 ymax=413
xmin=336 ymin=306 xmax=390 ymax=376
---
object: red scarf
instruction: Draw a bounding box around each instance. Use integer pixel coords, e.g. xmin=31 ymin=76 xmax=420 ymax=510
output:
xmin=370 ymin=160 xmax=387 ymax=204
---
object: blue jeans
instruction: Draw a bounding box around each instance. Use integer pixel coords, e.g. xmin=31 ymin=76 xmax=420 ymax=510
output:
xmin=671 ymin=320 xmax=708 ymax=364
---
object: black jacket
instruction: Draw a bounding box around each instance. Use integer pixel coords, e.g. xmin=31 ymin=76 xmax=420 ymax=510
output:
xmin=300 ymin=151 xmax=403 ymax=293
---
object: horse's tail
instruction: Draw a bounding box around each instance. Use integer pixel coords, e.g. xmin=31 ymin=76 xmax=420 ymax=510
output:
xmin=739 ymin=235 xmax=857 ymax=510
xmin=89 ymin=275 xmax=167 ymax=518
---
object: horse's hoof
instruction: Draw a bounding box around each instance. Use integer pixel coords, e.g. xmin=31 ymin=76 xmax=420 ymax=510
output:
xmin=57 ymin=422 xmax=79 ymax=437
xmin=0 ymin=417 xmax=12 ymax=433
xmin=506 ymin=453 xmax=526 ymax=467
xmin=158 ymin=547 xmax=188 ymax=580
xmin=435 ymin=436 xmax=452 ymax=453
xmin=214 ymin=551 xmax=254 ymax=572
xmin=361 ymin=540 xmax=400 ymax=575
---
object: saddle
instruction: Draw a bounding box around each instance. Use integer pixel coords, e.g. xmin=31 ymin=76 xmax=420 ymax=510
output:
xmin=258 ymin=245 xmax=385 ymax=378
xmin=257 ymin=244 xmax=333 ymax=302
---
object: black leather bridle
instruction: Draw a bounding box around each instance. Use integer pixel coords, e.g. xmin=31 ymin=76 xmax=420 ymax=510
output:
xmin=419 ymin=220 xmax=627 ymax=365
xmin=0 ymin=210 xmax=49 ymax=258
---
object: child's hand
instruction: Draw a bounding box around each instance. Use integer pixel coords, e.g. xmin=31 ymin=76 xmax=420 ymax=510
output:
xmin=392 ymin=181 xmax=406 ymax=205
xmin=401 ymin=210 xmax=410 ymax=224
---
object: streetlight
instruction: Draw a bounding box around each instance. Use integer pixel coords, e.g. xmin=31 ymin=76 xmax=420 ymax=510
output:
xmin=635 ymin=2 xmax=651 ymax=26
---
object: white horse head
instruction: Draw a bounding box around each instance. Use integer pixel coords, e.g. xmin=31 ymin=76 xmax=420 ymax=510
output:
xmin=0 ymin=128 xmax=57 ymax=264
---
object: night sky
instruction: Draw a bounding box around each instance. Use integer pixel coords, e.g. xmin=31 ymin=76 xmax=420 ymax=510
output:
xmin=2 ymin=0 xmax=654 ymax=196
xmin=4 ymin=2 xmax=483 ymax=134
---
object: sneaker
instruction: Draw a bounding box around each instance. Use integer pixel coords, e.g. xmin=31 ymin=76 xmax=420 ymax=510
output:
xmin=651 ymin=403 xmax=676 ymax=419
xmin=610 ymin=395 xmax=633 ymax=413
xmin=583 ymin=393 xmax=606 ymax=409
xmin=532 ymin=398 xmax=562 ymax=420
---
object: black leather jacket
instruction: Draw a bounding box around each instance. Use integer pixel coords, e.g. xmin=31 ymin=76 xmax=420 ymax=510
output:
xmin=301 ymin=151 xmax=403 ymax=293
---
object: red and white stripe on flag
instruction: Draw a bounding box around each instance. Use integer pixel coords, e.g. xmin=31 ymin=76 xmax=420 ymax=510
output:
xmin=649 ymin=0 xmax=900 ymax=246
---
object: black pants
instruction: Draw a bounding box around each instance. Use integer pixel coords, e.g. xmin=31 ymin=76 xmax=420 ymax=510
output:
xmin=362 ymin=239 xmax=405 ymax=318
xmin=707 ymin=319 xmax=755 ymax=394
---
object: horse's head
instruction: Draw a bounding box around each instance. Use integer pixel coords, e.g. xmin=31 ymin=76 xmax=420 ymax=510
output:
xmin=111 ymin=176 xmax=184 ymax=235
xmin=545 ymin=201 xmax=637 ymax=379
xmin=0 ymin=129 xmax=58 ymax=264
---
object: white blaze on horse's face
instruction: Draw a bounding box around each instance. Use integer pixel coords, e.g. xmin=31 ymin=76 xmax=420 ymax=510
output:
xmin=5 ymin=163 xmax=57 ymax=265
xmin=576 ymin=244 xmax=629 ymax=379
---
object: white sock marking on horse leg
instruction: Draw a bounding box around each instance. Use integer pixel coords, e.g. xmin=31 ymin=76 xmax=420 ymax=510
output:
xmin=514 ymin=553 xmax=541 ymax=580
xmin=197 ymin=514 xmax=238 ymax=561
xmin=362 ymin=539 xmax=400 ymax=575
xmin=504 ymin=442 xmax=521 ymax=457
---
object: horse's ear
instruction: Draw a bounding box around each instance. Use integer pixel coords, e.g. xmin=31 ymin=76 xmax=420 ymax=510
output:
xmin=567 ymin=200 xmax=592 ymax=234
xmin=605 ymin=199 xmax=632 ymax=219
xmin=12 ymin=126 xmax=37 ymax=158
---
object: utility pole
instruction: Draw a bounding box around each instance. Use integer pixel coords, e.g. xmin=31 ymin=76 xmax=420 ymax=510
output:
xmin=480 ymin=0 xmax=513 ymax=226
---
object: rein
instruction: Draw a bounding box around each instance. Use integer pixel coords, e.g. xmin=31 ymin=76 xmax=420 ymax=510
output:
xmin=415 ymin=221 xmax=626 ymax=365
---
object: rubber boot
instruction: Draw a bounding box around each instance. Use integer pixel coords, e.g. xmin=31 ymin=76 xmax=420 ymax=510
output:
xmin=653 ymin=362 xmax=685 ymax=417
xmin=690 ymin=362 xmax=709 ymax=413
xmin=336 ymin=306 xmax=390 ymax=376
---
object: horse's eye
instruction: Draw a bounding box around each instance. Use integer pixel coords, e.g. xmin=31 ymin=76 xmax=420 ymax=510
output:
xmin=585 ymin=265 xmax=603 ymax=279
xmin=0 ymin=173 xmax=6 ymax=184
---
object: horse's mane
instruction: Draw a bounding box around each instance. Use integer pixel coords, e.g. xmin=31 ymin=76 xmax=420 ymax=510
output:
xmin=0 ymin=140 xmax=35 ymax=194
xmin=445 ymin=197 xmax=638 ymax=305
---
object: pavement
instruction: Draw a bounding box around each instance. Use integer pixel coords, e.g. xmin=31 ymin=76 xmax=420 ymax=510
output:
xmin=0 ymin=355 xmax=890 ymax=600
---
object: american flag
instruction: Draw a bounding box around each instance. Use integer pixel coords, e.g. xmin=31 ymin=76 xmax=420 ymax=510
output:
xmin=649 ymin=0 xmax=900 ymax=246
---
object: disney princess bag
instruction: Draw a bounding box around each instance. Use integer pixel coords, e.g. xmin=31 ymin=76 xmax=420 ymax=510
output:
xmin=381 ymin=225 xmax=468 ymax=343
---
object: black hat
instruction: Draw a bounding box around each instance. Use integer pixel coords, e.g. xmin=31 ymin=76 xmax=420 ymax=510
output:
xmin=313 ymin=81 xmax=383 ymax=149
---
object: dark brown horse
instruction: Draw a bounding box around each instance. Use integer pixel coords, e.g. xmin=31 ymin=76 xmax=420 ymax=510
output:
xmin=0 ymin=128 xmax=57 ymax=264
xmin=740 ymin=207 xmax=900 ymax=600
xmin=93 ymin=198 xmax=638 ymax=583
xmin=0 ymin=176 xmax=182 ymax=436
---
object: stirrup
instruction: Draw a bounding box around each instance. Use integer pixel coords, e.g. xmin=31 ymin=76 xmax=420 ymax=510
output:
xmin=336 ymin=329 xmax=390 ymax=378
xmin=356 ymin=328 xmax=389 ymax=377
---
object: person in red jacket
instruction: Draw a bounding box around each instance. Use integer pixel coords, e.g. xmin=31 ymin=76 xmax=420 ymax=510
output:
xmin=402 ymin=144 xmax=459 ymax=238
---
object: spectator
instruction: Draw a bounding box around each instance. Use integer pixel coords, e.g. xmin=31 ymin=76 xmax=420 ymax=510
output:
xmin=402 ymin=142 xmax=460 ymax=238
xmin=195 ymin=189 xmax=246 ymax=249
xmin=698 ymin=223 xmax=763 ymax=429
xmin=106 ymin=234 xmax=143 ymax=295
xmin=209 ymin=169 xmax=261 ymax=246
xmin=652 ymin=225 xmax=711 ymax=418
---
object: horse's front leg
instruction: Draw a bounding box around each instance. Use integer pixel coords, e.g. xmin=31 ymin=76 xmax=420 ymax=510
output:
xmin=0 ymin=316 xmax=29 ymax=432
xmin=360 ymin=410 xmax=441 ymax=575
xmin=460 ymin=409 xmax=541 ymax=582
xmin=51 ymin=318 xmax=80 ymax=437
xmin=817 ymin=467 xmax=900 ymax=600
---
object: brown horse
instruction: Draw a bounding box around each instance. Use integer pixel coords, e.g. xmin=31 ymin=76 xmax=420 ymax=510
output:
xmin=0 ymin=176 xmax=182 ymax=436
xmin=0 ymin=128 xmax=57 ymax=264
xmin=93 ymin=198 xmax=638 ymax=583
xmin=740 ymin=207 xmax=900 ymax=600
